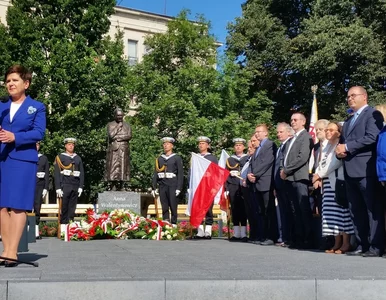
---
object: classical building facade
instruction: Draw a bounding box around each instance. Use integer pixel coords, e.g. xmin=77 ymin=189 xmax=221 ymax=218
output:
xmin=0 ymin=1 xmax=173 ymax=65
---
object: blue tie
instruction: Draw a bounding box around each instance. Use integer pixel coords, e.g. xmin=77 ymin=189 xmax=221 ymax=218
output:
xmin=348 ymin=112 xmax=358 ymax=131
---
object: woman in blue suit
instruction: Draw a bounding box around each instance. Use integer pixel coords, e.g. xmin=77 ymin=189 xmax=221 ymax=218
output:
xmin=0 ymin=65 xmax=46 ymax=266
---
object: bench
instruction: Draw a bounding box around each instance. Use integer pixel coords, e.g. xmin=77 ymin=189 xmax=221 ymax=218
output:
xmin=40 ymin=203 xmax=95 ymax=221
xmin=146 ymin=204 xmax=224 ymax=220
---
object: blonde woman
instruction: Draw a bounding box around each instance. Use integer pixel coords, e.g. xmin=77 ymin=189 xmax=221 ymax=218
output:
xmin=312 ymin=122 xmax=354 ymax=254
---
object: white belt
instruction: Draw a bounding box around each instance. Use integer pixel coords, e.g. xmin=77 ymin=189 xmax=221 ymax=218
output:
xmin=36 ymin=172 xmax=45 ymax=178
xmin=230 ymin=170 xmax=240 ymax=176
xmin=157 ymin=172 xmax=176 ymax=179
xmin=60 ymin=170 xmax=81 ymax=177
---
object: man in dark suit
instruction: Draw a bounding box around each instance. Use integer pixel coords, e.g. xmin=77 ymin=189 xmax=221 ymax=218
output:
xmin=273 ymin=122 xmax=293 ymax=246
xmin=336 ymin=86 xmax=384 ymax=257
xmin=247 ymin=124 xmax=277 ymax=245
xmin=280 ymin=113 xmax=314 ymax=249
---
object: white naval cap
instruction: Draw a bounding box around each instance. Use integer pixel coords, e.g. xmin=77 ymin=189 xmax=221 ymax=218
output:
xmin=161 ymin=137 xmax=175 ymax=144
xmin=232 ymin=138 xmax=246 ymax=145
xmin=197 ymin=136 xmax=211 ymax=143
xmin=64 ymin=137 xmax=77 ymax=144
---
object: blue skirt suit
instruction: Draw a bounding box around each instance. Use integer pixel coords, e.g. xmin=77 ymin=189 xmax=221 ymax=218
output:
xmin=0 ymin=96 xmax=46 ymax=210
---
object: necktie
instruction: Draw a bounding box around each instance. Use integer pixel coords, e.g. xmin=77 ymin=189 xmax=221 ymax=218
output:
xmin=348 ymin=112 xmax=359 ymax=131
xmin=276 ymin=143 xmax=283 ymax=158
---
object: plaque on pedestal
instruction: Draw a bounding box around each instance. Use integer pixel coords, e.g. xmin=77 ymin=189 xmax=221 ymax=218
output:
xmin=98 ymin=191 xmax=141 ymax=215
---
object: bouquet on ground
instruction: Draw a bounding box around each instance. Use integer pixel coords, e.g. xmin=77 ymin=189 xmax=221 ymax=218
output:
xmin=64 ymin=209 xmax=184 ymax=241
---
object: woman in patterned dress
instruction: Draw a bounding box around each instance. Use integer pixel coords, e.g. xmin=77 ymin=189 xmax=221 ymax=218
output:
xmin=312 ymin=122 xmax=354 ymax=254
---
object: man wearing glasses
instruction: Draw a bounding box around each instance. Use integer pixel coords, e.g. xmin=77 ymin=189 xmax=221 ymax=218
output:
xmin=336 ymin=86 xmax=384 ymax=257
xmin=280 ymin=113 xmax=314 ymax=249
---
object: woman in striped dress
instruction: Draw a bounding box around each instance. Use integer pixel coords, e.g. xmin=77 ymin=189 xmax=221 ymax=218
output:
xmin=312 ymin=122 xmax=354 ymax=254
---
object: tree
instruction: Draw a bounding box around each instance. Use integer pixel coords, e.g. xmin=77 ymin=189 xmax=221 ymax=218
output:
xmin=129 ymin=11 xmax=257 ymax=191
xmin=2 ymin=0 xmax=130 ymax=201
xmin=226 ymin=0 xmax=386 ymax=123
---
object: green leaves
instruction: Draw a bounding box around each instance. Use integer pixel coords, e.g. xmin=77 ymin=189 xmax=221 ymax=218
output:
xmin=1 ymin=0 xmax=129 ymax=200
xmin=226 ymin=0 xmax=386 ymax=123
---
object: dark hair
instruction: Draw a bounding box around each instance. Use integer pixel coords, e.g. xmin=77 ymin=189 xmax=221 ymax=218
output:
xmin=4 ymin=65 xmax=32 ymax=84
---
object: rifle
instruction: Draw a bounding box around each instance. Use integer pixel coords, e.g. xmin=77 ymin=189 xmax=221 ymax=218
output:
xmin=57 ymin=196 xmax=62 ymax=239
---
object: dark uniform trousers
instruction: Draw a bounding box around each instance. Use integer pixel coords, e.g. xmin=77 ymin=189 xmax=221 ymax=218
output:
xmin=62 ymin=184 xmax=79 ymax=223
xmin=228 ymin=184 xmax=247 ymax=226
xmin=34 ymin=183 xmax=44 ymax=225
xmin=159 ymin=184 xmax=178 ymax=224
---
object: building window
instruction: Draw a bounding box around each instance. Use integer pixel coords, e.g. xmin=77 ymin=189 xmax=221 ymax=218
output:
xmin=128 ymin=40 xmax=138 ymax=66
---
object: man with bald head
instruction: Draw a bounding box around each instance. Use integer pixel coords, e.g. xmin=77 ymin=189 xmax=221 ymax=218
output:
xmin=336 ymin=86 xmax=384 ymax=257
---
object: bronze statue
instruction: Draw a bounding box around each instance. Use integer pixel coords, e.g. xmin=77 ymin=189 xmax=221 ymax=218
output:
xmin=104 ymin=108 xmax=132 ymax=190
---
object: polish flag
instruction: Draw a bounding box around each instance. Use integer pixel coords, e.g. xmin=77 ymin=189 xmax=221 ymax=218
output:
xmin=309 ymin=92 xmax=318 ymax=143
xmin=214 ymin=149 xmax=230 ymax=205
xmin=186 ymin=153 xmax=230 ymax=228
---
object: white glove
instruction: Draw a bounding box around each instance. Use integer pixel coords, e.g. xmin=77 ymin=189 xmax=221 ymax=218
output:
xmin=42 ymin=189 xmax=48 ymax=198
xmin=224 ymin=191 xmax=229 ymax=198
xmin=176 ymin=190 xmax=181 ymax=196
xmin=78 ymin=188 xmax=83 ymax=197
xmin=230 ymin=170 xmax=239 ymax=177
xmin=56 ymin=189 xmax=63 ymax=197
xmin=151 ymin=189 xmax=159 ymax=198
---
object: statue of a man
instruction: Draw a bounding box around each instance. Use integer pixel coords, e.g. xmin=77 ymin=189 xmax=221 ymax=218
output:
xmin=104 ymin=108 xmax=132 ymax=190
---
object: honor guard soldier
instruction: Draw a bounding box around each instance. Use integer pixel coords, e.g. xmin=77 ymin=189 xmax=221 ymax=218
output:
xmin=54 ymin=138 xmax=84 ymax=231
xmin=152 ymin=137 xmax=184 ymax=226
xmin=34 ymin=141 xmax=49 ymax=239
xmin=194 ymin=136 xmax=218 ymax=239
xmin=224 ymin=138 xmax=249 ymax=242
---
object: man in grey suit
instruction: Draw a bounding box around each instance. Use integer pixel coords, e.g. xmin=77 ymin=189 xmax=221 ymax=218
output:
xmin=280 ymin=113 xmax=314 ymax=249
xmin=247 ymin=124 xmax=277 ymax=245
xmin=336 ymin=86 xmax=384 ymax=257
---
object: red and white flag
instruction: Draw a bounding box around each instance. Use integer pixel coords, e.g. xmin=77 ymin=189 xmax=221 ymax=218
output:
xmin=309 ymin=92 xmax=318 ymax=143
xmin=214 ymin=149 xmax=230 ymax=205
xmin=308 ymin=91 xmax=318 ymax=173
xmin=186 ymin=153 xmax=230 ymax=228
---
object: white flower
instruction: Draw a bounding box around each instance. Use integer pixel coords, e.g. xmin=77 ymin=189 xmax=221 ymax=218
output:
xmin=152 ymin=235 xmax=156 ymax=240
xmin=27 ymin=106 xmax=37 ymax=114
xmin=165 ymin=230 xmax=169 ymax=235
xmin=161 ymin=232 xmax=165 ymax=236
xmin=173 ymin=233 xmax=177 ymax=237
xmin=165 ymin=225 xmax=171 ymax=229
xmin=149 ymin=229 xmax=153 ymax=233
xmin=167 ymin=234 xmax=172 ymax=240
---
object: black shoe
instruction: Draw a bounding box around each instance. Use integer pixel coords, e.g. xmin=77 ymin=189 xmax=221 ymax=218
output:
xmin=362 ymin=250 xmax=380 ymax=258
xmin=382 ymin=253 xmax=386 ymax=259
xmin=229 ymin=236 xmax=240 ymax=242
xmin=193 ymin=235 xmax=205 ymax=240
xmin=346 ymin=249 xmax=364 ymax=256
xmin=0 ymin=260 xmax=5 ymax=266
xmin=260 ymin=239 xmax=274 ymax=246
xmin=240 ymin=237 xmax=248 ymax=243
xmin=5 ymin=261 xmax=18 ymax=268
xmin=288 ymin=243 xmax=299 ymax=249
xmin=204 ymin=235 xmax=212 ymax=240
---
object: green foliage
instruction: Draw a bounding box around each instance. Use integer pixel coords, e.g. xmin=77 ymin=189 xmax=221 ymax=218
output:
xmin=129 ymin=11 xmax=256 ymax=191
xmin=227 ymin=0 xmax=386 ymax=123
xmin=1 ymin=0 xmax=129 ymax=201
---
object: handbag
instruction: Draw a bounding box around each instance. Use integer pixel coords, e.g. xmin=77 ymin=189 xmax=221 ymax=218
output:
xmin=334 ymin=169 xmax=348 ymax=208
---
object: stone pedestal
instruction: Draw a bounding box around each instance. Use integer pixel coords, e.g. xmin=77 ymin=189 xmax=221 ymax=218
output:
xmin=98 ymin=191 xmax=141 ymax=215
